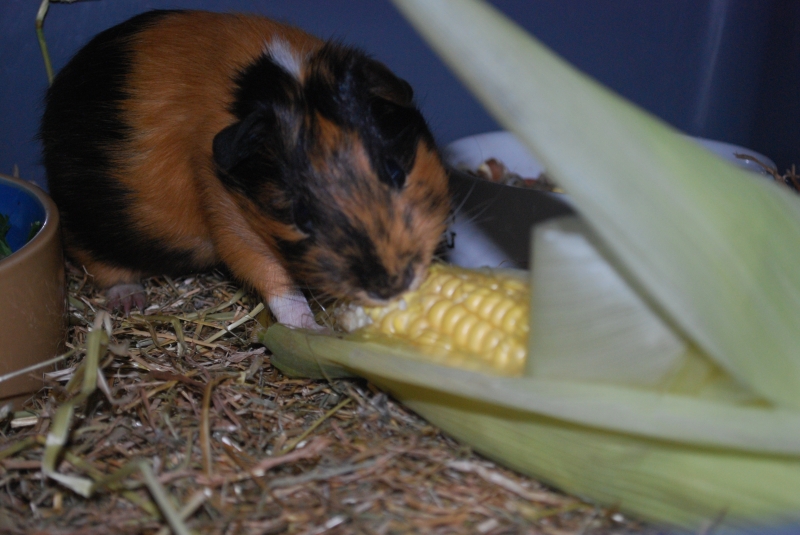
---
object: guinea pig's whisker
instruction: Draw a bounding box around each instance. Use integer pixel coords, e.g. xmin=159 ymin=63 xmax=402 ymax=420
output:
xmin=305 ymin=288 xmax=329 ymax=311
xmin=453 ymin=189 xmax=504 ymax=227
xmin=449 ymin=174 xmax=477 ymax=215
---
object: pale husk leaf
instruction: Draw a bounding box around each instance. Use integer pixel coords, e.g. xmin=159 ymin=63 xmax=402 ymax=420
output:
xmin=263 ymin=325 xmax=800 ymax=456
xmin=527 ymin=217 xmax=689 ymax=386
xmin=263 ymin=324 xmax=800 ymax=531
xmin=527 ymin=217 xmax=762 ymax=403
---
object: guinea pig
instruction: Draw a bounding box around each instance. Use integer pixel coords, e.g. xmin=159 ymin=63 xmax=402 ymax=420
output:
xmin=40 ymin=10 xmax=450 ymax=329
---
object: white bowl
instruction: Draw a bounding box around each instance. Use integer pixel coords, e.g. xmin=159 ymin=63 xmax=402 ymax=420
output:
xmin=444 ymin=130 xmax=776 ymax=179
xmin=443 ymin=131 xmax=777 ymax=270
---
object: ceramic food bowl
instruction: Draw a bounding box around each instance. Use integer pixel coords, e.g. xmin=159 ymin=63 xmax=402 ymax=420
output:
xmin=0 ymin=173 xmax=66 ymax=411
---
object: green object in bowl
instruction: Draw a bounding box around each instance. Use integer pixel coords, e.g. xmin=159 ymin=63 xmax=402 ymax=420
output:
xmin=0 ymin=214 xmax=11 ymax=258
xmin=0 ymin=176 xmax=47 ymax=260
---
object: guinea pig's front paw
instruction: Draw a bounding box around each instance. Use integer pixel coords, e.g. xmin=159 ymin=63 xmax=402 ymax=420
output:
xmin=106 ymin=283 xmax=146 ymax=315
xmin=295 ymin=314 xmax=328 ymax=332
xmin=268 ymin=291 xmax=326 ymax=331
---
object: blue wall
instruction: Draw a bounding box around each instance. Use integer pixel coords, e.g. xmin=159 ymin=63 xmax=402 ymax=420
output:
xmin=1 ymin=0 xmax=798 ymax=188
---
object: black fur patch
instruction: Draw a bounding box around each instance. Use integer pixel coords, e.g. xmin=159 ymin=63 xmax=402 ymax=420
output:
xmin=275 ymin=237 xmax=311 ymax=271
xmin=214 ymin=51 xmax=306 ymax=207
xmin=230 ymin=53 xmax=302 ymax=120
xmin=345 ymin=237 xmax=415 ymax=301
xmin=41 ymin=10 xmax=202 ymax=274
xmin=345 ymin=240 xmax=392 ymax=299
xmin=213 ymin=108 xmax=286 ymax=200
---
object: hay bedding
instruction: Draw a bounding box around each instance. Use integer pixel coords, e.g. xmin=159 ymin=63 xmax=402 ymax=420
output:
xmin=0 ymin=263 xmax=665 ymax=535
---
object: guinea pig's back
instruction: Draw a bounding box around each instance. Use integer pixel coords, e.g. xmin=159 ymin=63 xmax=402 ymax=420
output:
xmin=41 ymin=10 xmax=322 ymax=276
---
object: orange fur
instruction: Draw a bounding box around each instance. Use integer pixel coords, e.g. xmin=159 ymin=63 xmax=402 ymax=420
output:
xmin=69 ymin=245 xmax=142 ymax=288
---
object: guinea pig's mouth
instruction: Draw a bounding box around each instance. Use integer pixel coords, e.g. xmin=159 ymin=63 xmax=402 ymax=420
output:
xmin=349 ymin=263 xmax=426 ymax=307
xmin=351 ymin=291 xmax=392 ymax=308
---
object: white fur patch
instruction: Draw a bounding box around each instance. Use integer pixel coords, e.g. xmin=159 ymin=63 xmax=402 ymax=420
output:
xmin=266 ymin=38 xmax=304 ymax=80
xmin=268 ymin=289 xmax=322 ymax=330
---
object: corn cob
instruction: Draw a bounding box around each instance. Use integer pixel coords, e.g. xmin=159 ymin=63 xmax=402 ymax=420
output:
xmin=335 ymin=263 xmax=530 ymax=376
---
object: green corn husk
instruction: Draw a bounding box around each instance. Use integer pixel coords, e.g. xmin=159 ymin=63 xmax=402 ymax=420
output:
xmin=260 ymin=0 xmax=800 ymax=531
xmin=264 ymin=325 xmax=800 ymax=532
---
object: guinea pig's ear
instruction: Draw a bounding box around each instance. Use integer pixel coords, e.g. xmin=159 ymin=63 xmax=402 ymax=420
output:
xmin=362 ymin=60 xmax=414 ymax=106
xmin=212 ymin=111 xmax=270 ymax=173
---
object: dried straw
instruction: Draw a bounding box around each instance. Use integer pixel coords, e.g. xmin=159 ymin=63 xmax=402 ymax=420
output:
xmin=0 ymin=263 xmax=665 ymax=534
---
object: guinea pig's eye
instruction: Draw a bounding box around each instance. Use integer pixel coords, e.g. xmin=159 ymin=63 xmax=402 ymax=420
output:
xmin=381 ymin=158 xmax=406 ymax=189
xmin=292 ymin=199 xmax=314 ymax=235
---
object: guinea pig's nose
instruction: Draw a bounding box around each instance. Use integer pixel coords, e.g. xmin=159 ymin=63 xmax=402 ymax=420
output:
xmin=366 ymin=263 xmax=415 ymax=302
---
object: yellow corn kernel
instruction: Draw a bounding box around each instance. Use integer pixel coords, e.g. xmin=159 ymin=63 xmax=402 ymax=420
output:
xmin=336 ymin=264 xmax=530 ymax=376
